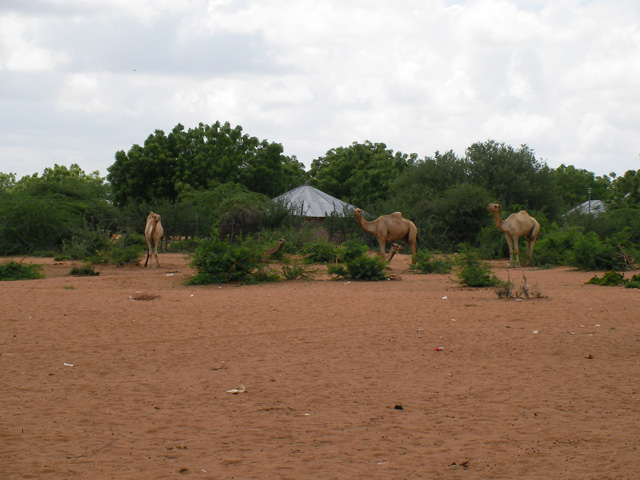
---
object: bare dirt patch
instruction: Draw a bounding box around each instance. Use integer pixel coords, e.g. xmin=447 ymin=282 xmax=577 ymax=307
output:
xmin=2 ymin=253 xmax=639 ymax=479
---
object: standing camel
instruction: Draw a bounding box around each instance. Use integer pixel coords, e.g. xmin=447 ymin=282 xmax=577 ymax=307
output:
xmin=144 ymin=211 xmax=164 ymax=268
xmin=353 ymin=208 xmax=418 ymax=264
xmin=487 ymin=203 xmax=540 ymax=267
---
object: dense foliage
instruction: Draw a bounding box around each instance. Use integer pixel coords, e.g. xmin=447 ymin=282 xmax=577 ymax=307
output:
xmin=2 ymin=120 xmax=639 ymax=275
xmin=108 ymin=122 xmax=307 ymax=207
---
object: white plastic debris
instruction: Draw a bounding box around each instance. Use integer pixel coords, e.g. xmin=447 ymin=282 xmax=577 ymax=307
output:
xmin=226 ymin=385 xmax=246 ymax=394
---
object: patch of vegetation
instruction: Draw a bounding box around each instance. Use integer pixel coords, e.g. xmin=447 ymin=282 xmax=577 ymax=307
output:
xmin=281 ymin=260 xmax=314 ymax=280
xmin=327 ymin=253 xmax=389 ymax=281
xmin=586 ymin=270 xmax=640 ymax=288
xmin=186 ymin=229 xmax=276 ymax=285
xmin=411 ymin=250 xmax=454 ymax=274
xmin=0 ymin=261 xmax=45 ymax=281
xmin=70 ymin=264 xmax=99 ymax=276
xmin=302 ymin=241 xmax=340 ymax=264
xmin=455 ymin=248 xmax=502 ymax=287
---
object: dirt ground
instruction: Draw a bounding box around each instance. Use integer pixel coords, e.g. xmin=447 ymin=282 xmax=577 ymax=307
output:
xmin=1 ymin=252 xmax=639 ymax=480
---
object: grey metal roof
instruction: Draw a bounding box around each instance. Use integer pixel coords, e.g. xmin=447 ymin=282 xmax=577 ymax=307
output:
xmin=272 ymin=184 xmax=356 ymax=217
xmin=566 ymin=199 xmax=606 ymax=216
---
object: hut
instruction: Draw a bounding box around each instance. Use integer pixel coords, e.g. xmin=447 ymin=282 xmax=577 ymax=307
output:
xmin=272 ymin=184 xmax=356 ymax=240
xmin=272 ymin=184 xmax=356 ymax=220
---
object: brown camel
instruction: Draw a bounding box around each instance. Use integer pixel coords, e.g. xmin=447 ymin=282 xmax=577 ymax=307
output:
xmin=261 ymin=238 xmax=286 ymax=262
xmin=353 ymin=208 xmax=418 ymax=264
xmin=487 ymin=203 xmax=540 ymax=268
xmin=144 ymin=212 xmax=164 ymax=268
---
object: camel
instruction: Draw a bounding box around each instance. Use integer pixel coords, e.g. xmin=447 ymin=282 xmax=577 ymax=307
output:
xmin=487 ymin=203 xmax=540 ymax=268
xmin=144 ymin=211 xmax=164 ymax=268
xmin=261 ymin=238 xmax=286 ymax=262
xmin=353 ymin=208 xmax=418 ymax=264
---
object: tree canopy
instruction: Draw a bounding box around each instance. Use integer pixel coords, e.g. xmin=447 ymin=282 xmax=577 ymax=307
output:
xmin=108 ymin=122 xmax=307 ymax=207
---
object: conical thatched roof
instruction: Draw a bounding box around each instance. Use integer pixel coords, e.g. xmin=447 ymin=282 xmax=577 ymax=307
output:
xmin=272 ymin=184 xmax=355 ymax=218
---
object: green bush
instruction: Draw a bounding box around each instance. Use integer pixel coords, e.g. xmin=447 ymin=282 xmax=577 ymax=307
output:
xmin=586 ymin=271 xmax=640 ymax=288
xmin=412 ymin=250 xmax=453 ymax=274
xmin=303 ymin=241 xmax=340 ymax=264
xmin=455 ymin=248 xmax=501 ymax=287
xmin=625 ymin=274 xmax=640 ymax=289
xmin=0 ymin=261 xmax=45 ymax=281
xmin=586 ymin=271 xmax=626 ymax=286
xmin=186 ymin=230 xmax=266 ymax=284
xmin=328 ymin=253 xmax=389 ymax=281
xmin=70 ymin=264 xmax=99 ymax=276
xmin=337 ymin=237 xmax=370 ymax=263
xmin=281 ymin=260 xmax=313 ymax=280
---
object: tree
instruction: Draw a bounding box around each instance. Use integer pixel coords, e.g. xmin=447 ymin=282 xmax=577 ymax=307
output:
xmin=309 ymin=141 xmax=416 ymax=209
xmin=466 ymin=140 xmax=561 ymax=219
xmin=551 ymin=164 xmax=611 ymax=211
xmin=609 ymin=169 xmax=640 ymax=207
xmin=0 ymin=164 xmax=115 ymax=254
xmin=108 ymin=122 xmax=307 ymax=207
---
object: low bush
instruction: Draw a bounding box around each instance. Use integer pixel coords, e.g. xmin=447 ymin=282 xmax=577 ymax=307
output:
xmin=325 ymin=237 xmax=389 ymax=281
xmin=455 ymin=248 xmax=502 ymax=287
xmin=412 ymin=250 xmax=453 ymax=274
xmin=585 ymin=270 xmax=640 ymax=288
xmin=302 ymin=241 xmax=340 ymax=264
xmin=327 ymin=253 xmax=389 ymax=281
xmin=186 ymin=230 xmax=272 ymax=285
xmin=70 ymin=264 xmax=99 ymax=276
xmin=0 ymin=261 xmax=45 ymax=281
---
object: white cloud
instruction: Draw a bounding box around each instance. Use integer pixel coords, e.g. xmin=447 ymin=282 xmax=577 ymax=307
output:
xmin=0 ymin=14 xmax=70 ymax=72
xmin=0 ymin=0 xmax=639 ymax=179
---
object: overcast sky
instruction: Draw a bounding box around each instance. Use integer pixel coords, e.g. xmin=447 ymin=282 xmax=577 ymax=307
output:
xmin=1 ymin=0 xmax=639 ymax=181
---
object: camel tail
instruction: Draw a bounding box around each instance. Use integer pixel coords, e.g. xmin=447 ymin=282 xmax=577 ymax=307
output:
xmin=528 ymin=221 xmax=541 ymax=241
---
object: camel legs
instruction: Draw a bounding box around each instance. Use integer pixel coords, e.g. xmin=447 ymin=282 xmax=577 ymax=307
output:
xmin=377 ymin=237 xmax=388 ymax=260
xmin=524 ymin=235 xmax=537 ymax=266
xmin=505 ymin=234 xmax=521 ymax=268
xmin=144 ymin=242 xmax=161 ymax=268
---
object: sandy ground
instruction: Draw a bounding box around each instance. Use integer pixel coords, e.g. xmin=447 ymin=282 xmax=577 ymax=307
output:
xmin=1 ymin=252 xmax=639 ymax=480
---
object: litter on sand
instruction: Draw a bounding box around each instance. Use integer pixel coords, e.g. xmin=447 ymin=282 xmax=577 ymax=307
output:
xmin=226 ymin=385 xmax=246 ymax=394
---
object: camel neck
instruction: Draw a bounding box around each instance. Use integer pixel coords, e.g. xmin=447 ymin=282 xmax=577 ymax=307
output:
xmin=492 ymin=210 xmax=504 ymax=231
xmin=356 ymin=213 xmax=375 ymax=233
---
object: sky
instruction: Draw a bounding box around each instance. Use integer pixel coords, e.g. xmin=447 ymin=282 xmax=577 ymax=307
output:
xmin=1 ymin=0 xmax=639 ymax=181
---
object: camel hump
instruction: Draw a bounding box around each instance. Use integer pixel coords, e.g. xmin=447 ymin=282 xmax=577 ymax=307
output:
xmin=390 ymin=212 xmax=405 ymax=219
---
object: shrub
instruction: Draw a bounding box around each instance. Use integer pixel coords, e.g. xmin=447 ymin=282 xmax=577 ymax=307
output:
xmin=412 ymin=250 xmax=453 ymax=274
xmin=281 ymin=260 xmax=314 ymax=280
xmin=186 ymin=230 xmax=265 ymax=285
xmin=328 ymin=253 xmax=389 ymax=281
xmin=455 ymin=248 xmax=501 ymax=287
xmin=337 ymin=237 xmax=369 ymax=263
xmin=0 ymin=261 xmax=45 ymax=281
xmin=568 ymin=231 xmax=622 ymax=271
xmin=625 ymin=274 xmax=640 ymax=289
xmin=70 ymin=264 xmax=99 ymax=276
xmin=303 ymin=241 xmax=340 ymax=264
xmin=586 ymin=271 xmax=627 ymax=286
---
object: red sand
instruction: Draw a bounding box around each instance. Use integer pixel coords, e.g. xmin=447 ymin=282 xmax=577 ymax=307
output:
xmin=1 ymin=253 xmax=639 ymax=479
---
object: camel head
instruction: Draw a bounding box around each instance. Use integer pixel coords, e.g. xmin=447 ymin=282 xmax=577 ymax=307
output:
xmin=353 ymin=208 xmax=363 ymax=218
xmin=487 ymin=203 xmax=501 ymax=214
xmin=148 ymin=211 xmax=161 ymax=224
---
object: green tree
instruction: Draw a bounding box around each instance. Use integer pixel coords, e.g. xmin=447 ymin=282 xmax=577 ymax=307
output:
xmin=0 ymin=164 xmax=115 ymax=254
xmin=609 ymin=169 xmax=640 ymax=207
xmin=309 ymin=141 xmax=416 ymax=209
xmin=108 ymin=122 xmax=307 ymax=207
xmin=466 ymin=140 xmax=561 ymax=219
xmin=551 ymin=164 xmax=611 ymax=211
